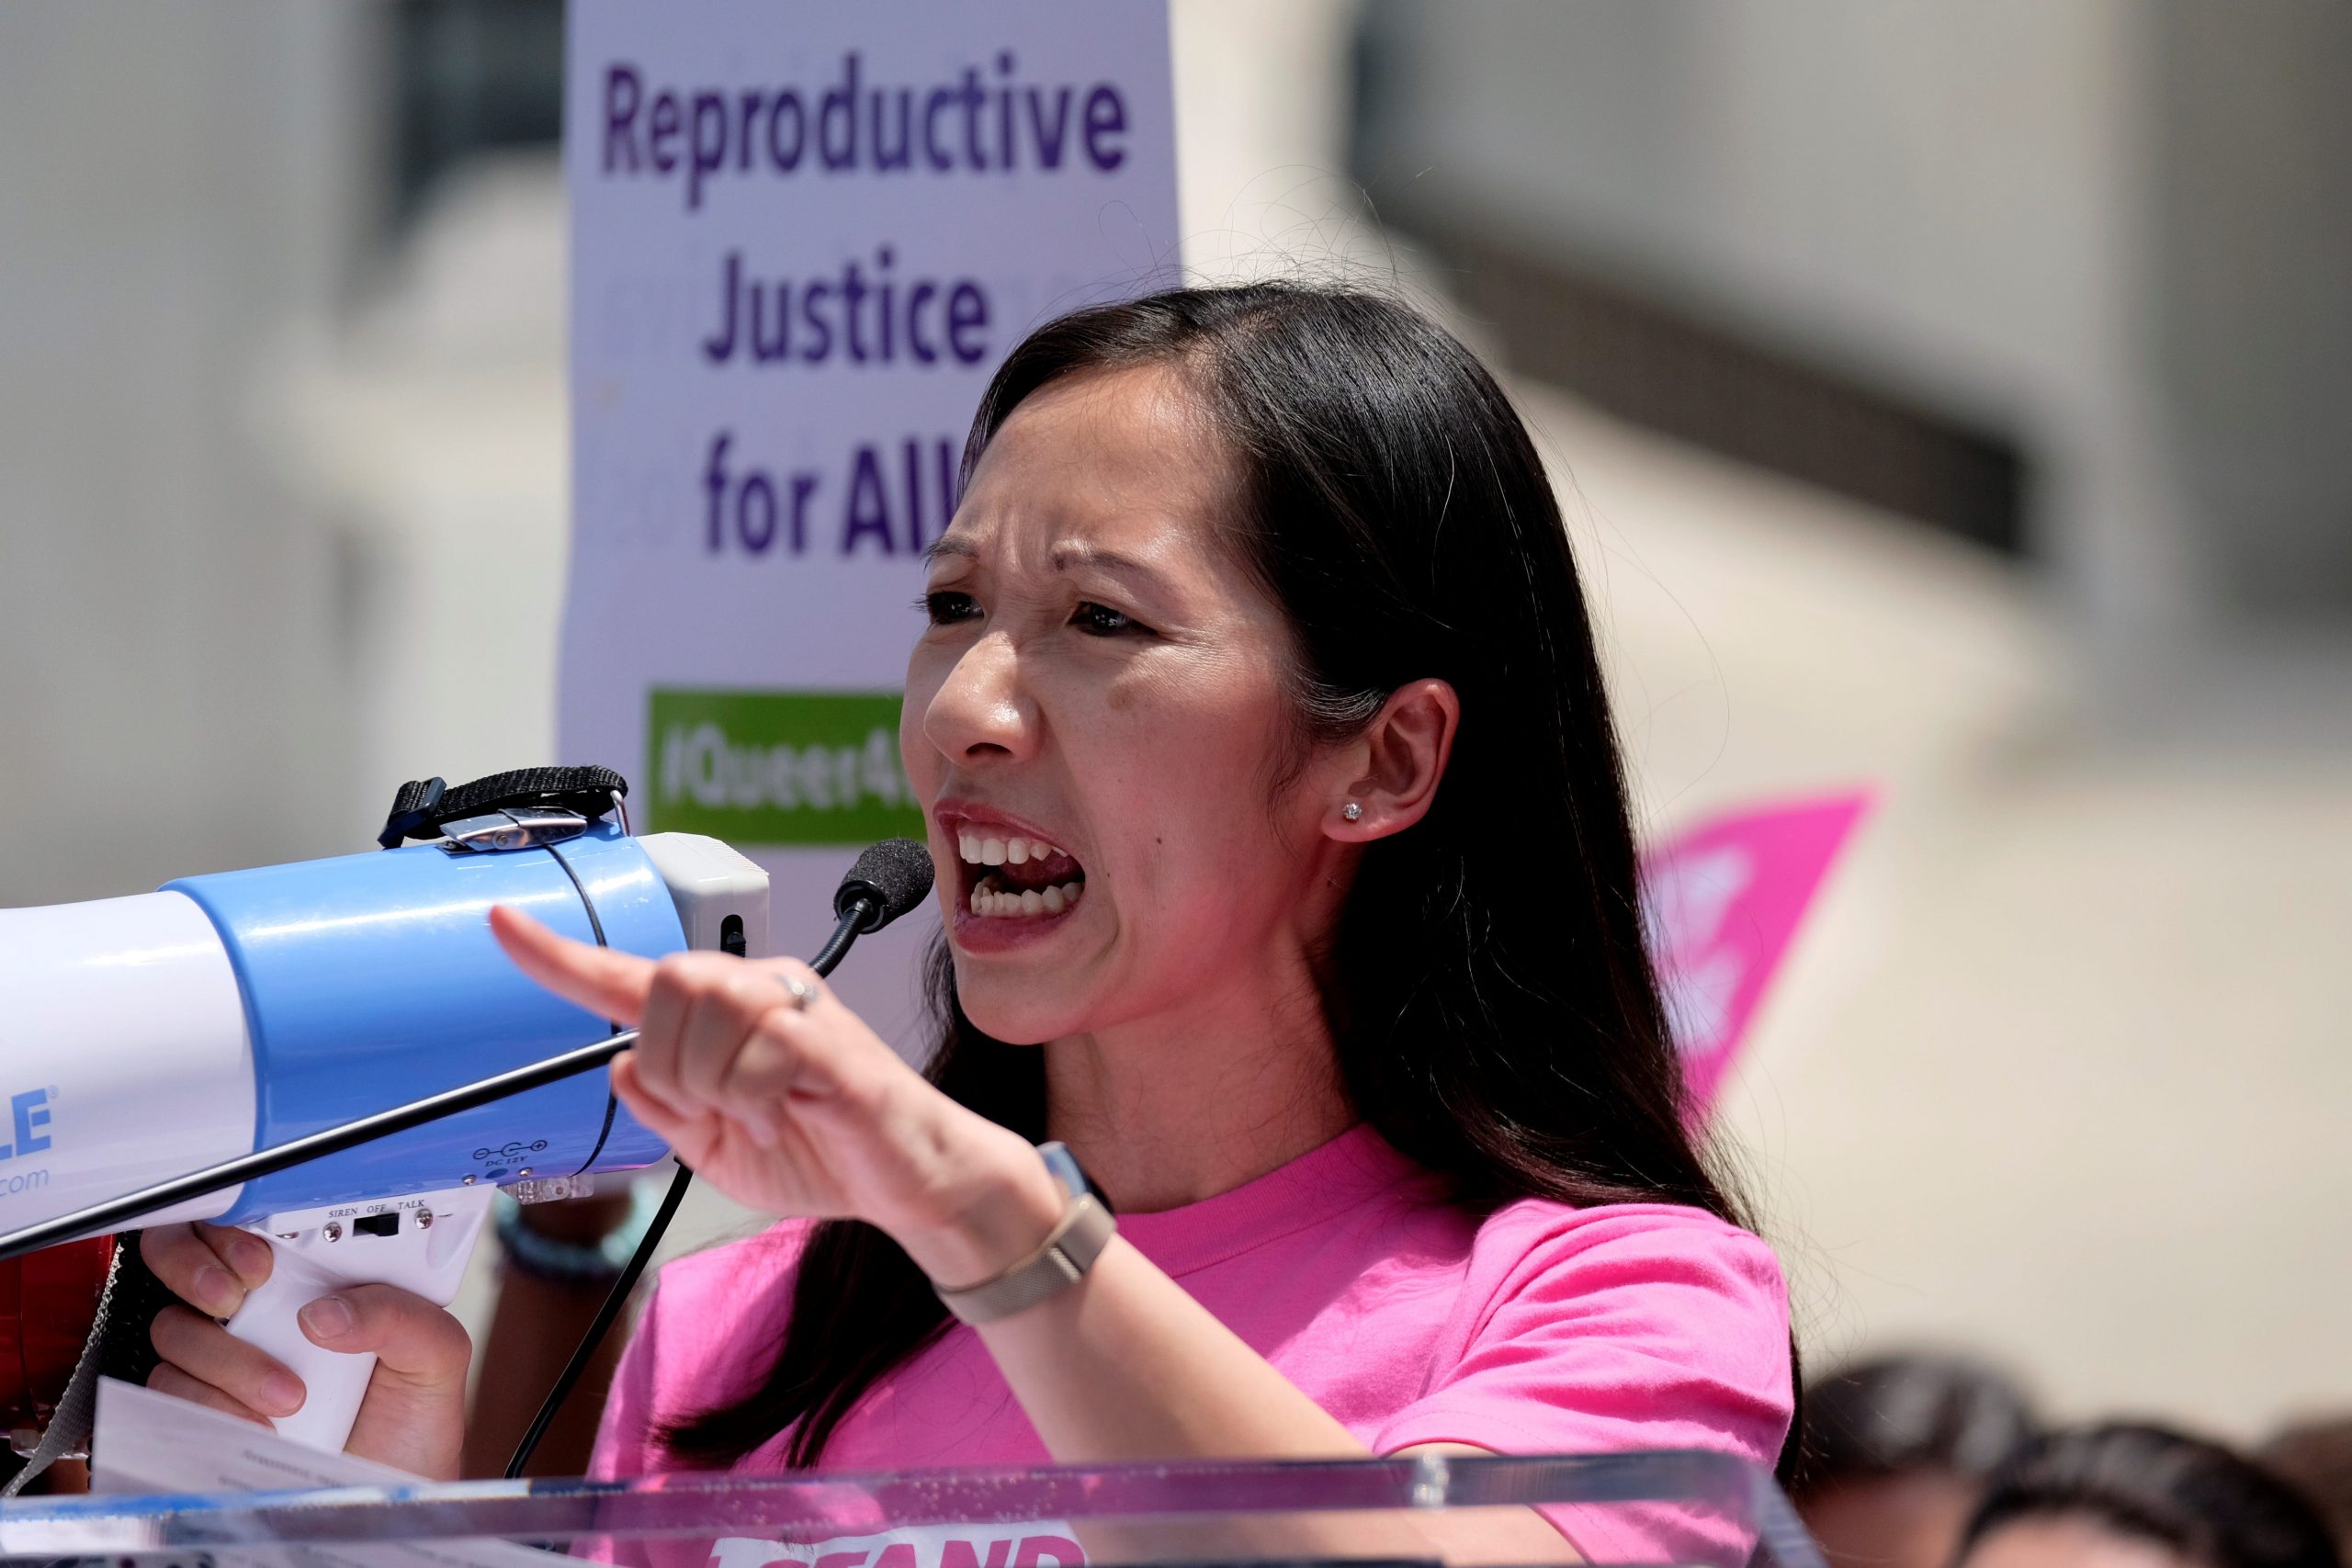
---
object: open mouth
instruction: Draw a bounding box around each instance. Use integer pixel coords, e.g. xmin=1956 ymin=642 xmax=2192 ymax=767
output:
xmin=956 ymin=828 xmax=1086 ymax=919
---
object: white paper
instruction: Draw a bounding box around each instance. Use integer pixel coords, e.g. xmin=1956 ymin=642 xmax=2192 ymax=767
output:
xmin=74 ymin=1376 xmax=552 ymax=1568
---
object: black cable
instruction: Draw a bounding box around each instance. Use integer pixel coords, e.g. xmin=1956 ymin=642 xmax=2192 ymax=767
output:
xmin=502 ymin=895 xmax=876 ymax=1477
xmin=807 ymin=912 xmax=860 ymax=976
xmin=503 ymin=1161 xmax=693 ymax=1479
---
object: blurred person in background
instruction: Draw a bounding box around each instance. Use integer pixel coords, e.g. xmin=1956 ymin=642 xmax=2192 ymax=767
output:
xmin=1955 ymin=1424 xmax=2339 ymax=1568
xmin=1796 ymin=1353 xmax=2040 ymax=1568
xmin=2260 ymin=1419 xmax=2352 ymax=1564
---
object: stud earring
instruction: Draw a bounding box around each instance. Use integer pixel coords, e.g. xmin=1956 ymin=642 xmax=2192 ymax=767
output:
xmin=1341 ymin=801 xmax=1363 ymax=822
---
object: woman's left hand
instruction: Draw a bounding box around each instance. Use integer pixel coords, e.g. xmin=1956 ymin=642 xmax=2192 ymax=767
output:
xmin=488 ymin=906 xmax=1056 ymax=1280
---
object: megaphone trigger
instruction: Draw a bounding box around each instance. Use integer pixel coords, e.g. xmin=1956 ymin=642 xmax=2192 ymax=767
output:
xmin=221 ymin=1188 xmax=495 ymax=1451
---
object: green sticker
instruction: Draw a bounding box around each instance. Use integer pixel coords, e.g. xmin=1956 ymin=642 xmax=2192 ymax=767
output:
xmin=644 ymin=689 xmax=923 ymax=845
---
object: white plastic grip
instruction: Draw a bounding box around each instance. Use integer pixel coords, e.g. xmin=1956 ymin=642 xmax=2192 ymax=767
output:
xmin=223 ymin=1185 xmax=492 ymax=1452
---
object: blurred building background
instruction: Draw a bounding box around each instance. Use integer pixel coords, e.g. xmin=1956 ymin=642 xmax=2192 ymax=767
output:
xmin=2 ymin=1 xmax=2346 ymax=1445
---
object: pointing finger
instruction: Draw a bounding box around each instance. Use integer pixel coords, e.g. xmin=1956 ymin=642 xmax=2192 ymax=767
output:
xmin=489 ymin=904 xmax=654 ymax=1025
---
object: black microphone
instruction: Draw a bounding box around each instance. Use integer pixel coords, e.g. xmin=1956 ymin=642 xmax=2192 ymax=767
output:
xmin=0 ymin=840 xmax=941 ymax=1265
xmin=835 ymin=837 xmax=938 ymax=931
xmin=810 ymin=836 xmax=936 ymax=972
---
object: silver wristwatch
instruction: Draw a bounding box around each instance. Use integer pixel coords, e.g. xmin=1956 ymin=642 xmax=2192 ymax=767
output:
xmin=933 ymin=1141 xmax=1116 ymax=1326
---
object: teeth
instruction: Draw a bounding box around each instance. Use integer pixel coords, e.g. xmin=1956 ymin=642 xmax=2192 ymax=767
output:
xmin=965 ymin=874 xmax=1085 ymax=919
xmin=956 ymin=831 xmax=1068 ymax=867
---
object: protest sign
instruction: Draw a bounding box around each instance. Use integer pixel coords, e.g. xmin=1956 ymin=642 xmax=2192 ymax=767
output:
xmin=560 ymin=2 xmax=1178 ymax=1032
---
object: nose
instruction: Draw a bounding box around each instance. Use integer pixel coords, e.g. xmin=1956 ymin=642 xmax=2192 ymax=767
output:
xmin=921 ymin=629 xmax=1038 ymax=767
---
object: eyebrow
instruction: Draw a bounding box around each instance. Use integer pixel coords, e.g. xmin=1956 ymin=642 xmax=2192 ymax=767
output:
xmin=922 ymin=535 xmax=1171 ymax=591
xmin=1046 ymin=541 xmax=1164 ymax=583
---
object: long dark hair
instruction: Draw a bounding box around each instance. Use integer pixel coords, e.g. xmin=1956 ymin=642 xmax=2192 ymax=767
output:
xmin=663 ymin=282 xmax=1794 ymax=1473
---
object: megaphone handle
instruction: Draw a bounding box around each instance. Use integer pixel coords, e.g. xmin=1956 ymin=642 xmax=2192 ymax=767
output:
xmin=221 ymin=1185 xmax=494 ymax=1452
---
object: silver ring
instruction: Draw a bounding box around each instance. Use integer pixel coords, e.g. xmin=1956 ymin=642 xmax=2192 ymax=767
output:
xmin=781 ymin=976 xmax=819 ymax=1011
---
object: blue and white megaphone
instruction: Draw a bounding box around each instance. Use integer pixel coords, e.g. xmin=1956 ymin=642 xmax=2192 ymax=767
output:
xmin=0 ymin=767 xmax=777 ymax=1456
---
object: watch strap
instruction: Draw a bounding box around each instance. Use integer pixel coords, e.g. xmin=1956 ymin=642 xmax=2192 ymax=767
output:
xmin=933 ymin=1190 xmax=1116 ymax=1326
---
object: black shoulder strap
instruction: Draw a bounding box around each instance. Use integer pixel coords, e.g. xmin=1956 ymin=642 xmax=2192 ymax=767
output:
xmin=377 ymin=765 xmax=629 ymax=849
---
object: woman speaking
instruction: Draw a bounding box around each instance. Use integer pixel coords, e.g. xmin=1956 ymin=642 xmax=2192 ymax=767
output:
xmin=140 ymin=285 xmax=1795 ymax=1562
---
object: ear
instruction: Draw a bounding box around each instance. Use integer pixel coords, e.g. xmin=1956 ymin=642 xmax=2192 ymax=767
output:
xmin=1325 ymin=679 xmax=1460 ymax=843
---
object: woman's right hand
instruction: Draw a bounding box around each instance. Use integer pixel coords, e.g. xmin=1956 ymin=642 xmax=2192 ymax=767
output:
xmin=139 ymin=1221 xmax=473 ymax=1481
xmin=488 ymin=907 xmax=1067 ymax=1292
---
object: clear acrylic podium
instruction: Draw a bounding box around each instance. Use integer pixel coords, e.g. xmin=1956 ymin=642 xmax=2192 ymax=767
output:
xmin=0 ymin=1451 xmax=1826 ymax=1568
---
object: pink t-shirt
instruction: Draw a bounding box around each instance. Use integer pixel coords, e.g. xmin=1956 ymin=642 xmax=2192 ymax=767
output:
xmin=588 ymin=1124 xmax=1792 ymax=1565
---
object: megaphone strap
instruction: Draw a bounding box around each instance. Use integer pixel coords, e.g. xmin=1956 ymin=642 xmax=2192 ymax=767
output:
xmin=2 ymin=1232 xmax=165 ymax=1495
xmin=377 ymin=765 xmax=630 ymax=849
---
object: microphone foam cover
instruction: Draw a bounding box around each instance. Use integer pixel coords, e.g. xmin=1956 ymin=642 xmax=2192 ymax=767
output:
xmin=834 ymin=838 xmax=937 ymax=931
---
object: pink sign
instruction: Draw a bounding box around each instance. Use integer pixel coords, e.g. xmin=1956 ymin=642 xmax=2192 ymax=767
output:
xmin=1640 ymin=790 xmax=1871 ymax=1121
